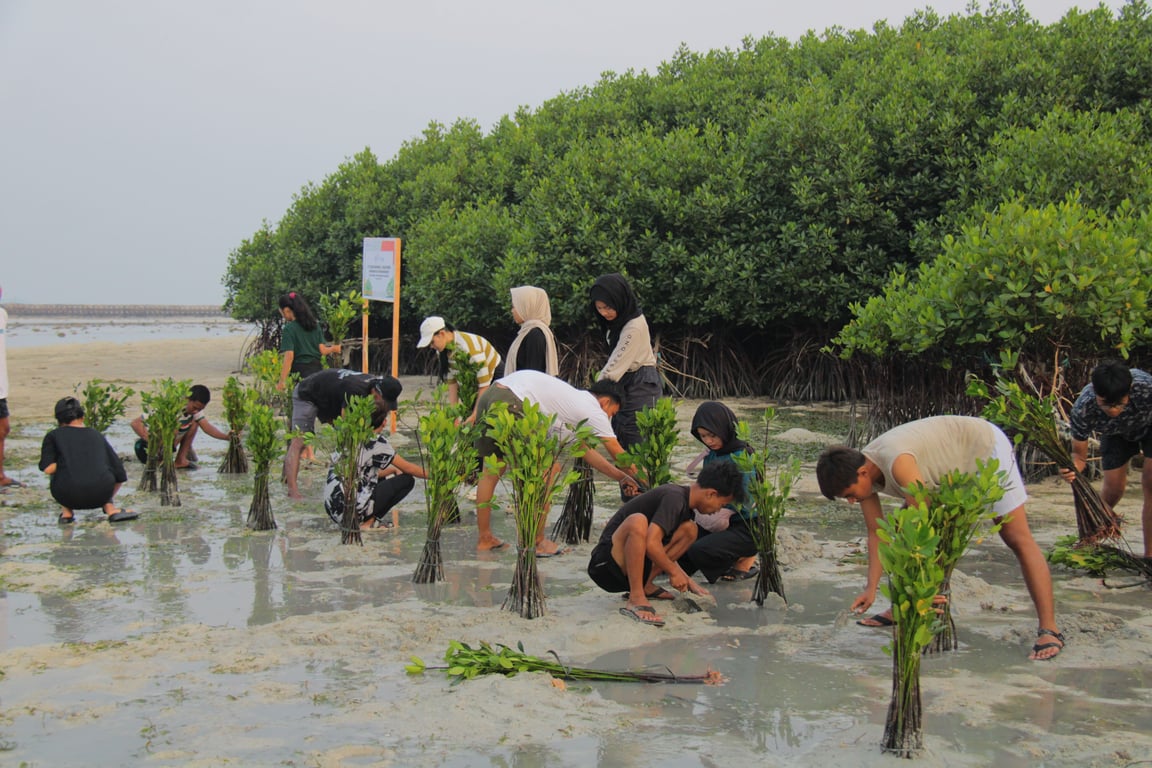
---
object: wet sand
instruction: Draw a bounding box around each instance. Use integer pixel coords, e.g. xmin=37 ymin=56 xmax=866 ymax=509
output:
xmin=2 ymin=338 xmax=1152 ymax=766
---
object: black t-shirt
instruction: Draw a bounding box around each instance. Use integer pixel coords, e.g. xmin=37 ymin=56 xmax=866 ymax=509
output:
xmin=39 ymin=425 xmax=127 ymax=492
xmin=597 ymin=484 xmax=692 ymax=546
xmin=295 ymin=369 xmax=379 ymax=423
xmin=515 ymin=327 xmax=549 ymax=373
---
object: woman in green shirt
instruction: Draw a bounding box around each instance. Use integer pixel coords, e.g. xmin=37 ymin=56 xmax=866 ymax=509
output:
xmin=277 ymin=292 xmax=341 ymax=391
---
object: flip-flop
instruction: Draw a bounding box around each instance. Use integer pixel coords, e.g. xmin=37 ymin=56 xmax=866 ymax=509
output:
xmin=107 ymin=509 xmax=139 ymax=523
xmin=480 ymin=541 xmax=509 ymax=552
xmin=57 ymin=513 xmax=75 ymax=525
xmin=535 ymin=547 xmax=570 ymax=558
xmin=620 ymin=604 xmax=665 ymax=627
xmin=857 ymin=612 xmax=895 ymax=627
xmin=720 ymin=565 xmax=760 ymax=582
xmin=0 ymin=480 xmax=23 ymax=488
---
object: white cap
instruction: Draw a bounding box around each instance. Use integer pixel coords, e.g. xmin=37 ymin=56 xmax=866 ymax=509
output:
xmin=417 ymin=316 xmax=446 ymax=348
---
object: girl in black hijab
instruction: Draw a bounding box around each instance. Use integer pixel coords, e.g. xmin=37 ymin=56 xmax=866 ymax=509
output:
xmin=588 ymin=273 xmax=661 ymax=449
xmin=678 ymin=401 xmax=760 ymax=583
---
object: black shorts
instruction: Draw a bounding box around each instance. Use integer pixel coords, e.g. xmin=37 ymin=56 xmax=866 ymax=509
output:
xmin=587 ymin=541 xmax=651 ymax=594
xmin=0 ymin=398 xmax=8 ymax=419
xmin=1100 ymin=432 xmax=1152 ymax=471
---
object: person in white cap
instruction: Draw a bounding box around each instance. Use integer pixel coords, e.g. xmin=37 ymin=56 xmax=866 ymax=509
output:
xmin=416 ymin=316 xmax=501 ymax=425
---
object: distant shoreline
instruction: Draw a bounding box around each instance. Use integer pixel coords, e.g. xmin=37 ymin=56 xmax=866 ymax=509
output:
xmin=4 ymin=303 xmax=228 ymax=318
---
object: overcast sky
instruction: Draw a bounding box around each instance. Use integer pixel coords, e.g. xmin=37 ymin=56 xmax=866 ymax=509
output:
xmin=0 ymin=0 xmax=1124 ymax=306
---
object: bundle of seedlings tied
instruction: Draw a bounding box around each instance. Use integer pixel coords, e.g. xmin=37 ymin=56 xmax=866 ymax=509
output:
xmin=218 ymin=376 xmax=253 ymax=474
xmin=328 ymin=395 xmax=378 ymax=545
xmin=76 ymin=378 xmax=134 ymax=435
xmin=406 ymin=640 xmax=725 ymax=686
xmin=878 ymin=466 xmax=1004 ymax=757
xmin=733 ymin=409 xmax=800 ymax=605
xmin=485 ymin=400 xmax=587 ymax=619
xmin=137 ymin=377 xmax=191 ymax=506
xmin=552 ymin=456 xmax=594 ymax=544
xmin=919 ymin=461 xmax=1005 ymax=655
xmin=967 ymin=371 xmax=1121 ymax=544
xmin=1047 ymin=534 xmax=1152 ymax=583
xmin=245 ymin=401 xmax=283 ymax=531
xmin=413 ymin=393 xmax=478 ymax=584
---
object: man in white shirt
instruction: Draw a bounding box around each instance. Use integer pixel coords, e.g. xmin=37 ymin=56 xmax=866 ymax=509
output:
xmin=473 ymin=370 xmax=639 ymax=553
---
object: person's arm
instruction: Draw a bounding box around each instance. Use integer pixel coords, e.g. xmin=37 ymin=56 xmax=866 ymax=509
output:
xmin=130 ymin=415 xmax=148 ymax=441
xmin=580 ymin=438 xmax=639 ymax=491
xmin=39 ymin=432 xmax=58 ymax=473
xmin=463 ymin=384 xmax=488 ymax=426
xmin=278 ymin=350 xmax=295 ymax=391
xmin=389 ymin=454 xmax=428 ymax=480
xmin=1062 ymin=439 xmax=1090 ymax=482
xmin=197 ymin=417 xmax=231 ymax=441
xmin=851 ymin=494 xmax=885 ymax=614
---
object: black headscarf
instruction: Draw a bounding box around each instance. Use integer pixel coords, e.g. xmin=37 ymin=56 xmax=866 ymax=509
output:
xmin=690 ymin=401 xmax=749 ymax=456
xmin=589 ymin=273 xmax=642 ymax=351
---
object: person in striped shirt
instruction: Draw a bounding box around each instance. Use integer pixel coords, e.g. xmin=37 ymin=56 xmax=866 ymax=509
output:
xmin=417 ymin=316 xmax=502 ymax=425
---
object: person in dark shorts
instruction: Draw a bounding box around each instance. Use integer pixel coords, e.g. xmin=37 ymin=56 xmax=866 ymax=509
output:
xmin=587 ymin=461 xmax=743 ymax=627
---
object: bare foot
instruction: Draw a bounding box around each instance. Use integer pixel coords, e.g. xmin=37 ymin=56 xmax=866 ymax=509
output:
xmin=287 ymin=491 xmax=305 ymax=500
xmin=477 ymin=537 xmax=508 ymax=552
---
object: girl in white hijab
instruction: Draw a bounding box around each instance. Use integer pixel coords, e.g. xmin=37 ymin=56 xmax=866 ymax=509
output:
xmin=504 ymin=286 xmax=559 ymax=376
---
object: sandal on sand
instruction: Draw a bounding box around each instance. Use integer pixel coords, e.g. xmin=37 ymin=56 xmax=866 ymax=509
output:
xmin=535 ymin=547 xmax=570 ymax=558
xmin=1030 ymin=629 xmax=1065 ymax=660
xmin=107 ymin=509 xmax=139 ymax=523
xmin=620 ymin=605 xmax=665 ymax=627
xmin=58 ymin=513 xmax=75 ymax=525
xmin=720 ymin=565 xmax=760 ymax=582
xmin=1 ymin=479 xmax=23 ymax=488
xmin=857 ymin=612 xmax=895 ymax=627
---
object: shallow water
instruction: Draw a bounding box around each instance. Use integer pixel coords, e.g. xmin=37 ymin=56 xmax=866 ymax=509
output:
xmin=2 ymin=435 xmax=1152 ymax=766
xmin=5 ymin=315 xmax=251 ymax=349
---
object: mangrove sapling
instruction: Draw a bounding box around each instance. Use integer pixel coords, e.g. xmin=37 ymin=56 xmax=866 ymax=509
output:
xmin=620 ymin=397 xmax=679 ymax=491
xmin=967 ymin=372 xmax=1121 ymax=544
xmin=246 ymin=349 xmax=294 ymax=419
xmin=406 ymin=640 xmax=726 ymax=685
xmin=1047 ymin=534 xmax=1147 ymax=578
xmin=317 ymin=289 xmax=361 ymax=367
xmin=733 ymin=410 xmax=801 ymax=605
xmin=245 ymin=402 xmax=283 ymax=531
xmin=412 ymin=396 xmax=478 ymax=583
xmin=138 ymin=378 xmax=191 ymax=506
xmin=328 ymin=395 xmax=379 ymax=545
xmin=484 ymin=400 xmax=587 ymax=619
xmin=552 ymin=456 xmax=595 ymax=544
xmin=877 ymin=498 xmax=945 ymax=758
xmin=917 ymin=462 xmax=1006 ymax=655
xmin=218 ymin=376 xmax=253 ymax=474
xmin=76 ymin=379 xmax=134 ymax=435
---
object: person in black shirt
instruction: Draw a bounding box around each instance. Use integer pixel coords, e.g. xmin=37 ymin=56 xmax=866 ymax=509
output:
xmin=39 ymin=397 xmax=135 ymax=524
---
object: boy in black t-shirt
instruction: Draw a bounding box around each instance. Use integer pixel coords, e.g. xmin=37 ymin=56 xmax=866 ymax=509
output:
xmin=587 ymin=461 xmax=743 ymax=627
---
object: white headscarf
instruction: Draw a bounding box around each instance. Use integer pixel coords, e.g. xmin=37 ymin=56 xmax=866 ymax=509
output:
xmin=504 ymin=286 xmax=559 ymax=376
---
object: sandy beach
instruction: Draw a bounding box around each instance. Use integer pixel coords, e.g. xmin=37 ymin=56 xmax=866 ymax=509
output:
xmin=1 ymin=336 xmax=1151 ymax=767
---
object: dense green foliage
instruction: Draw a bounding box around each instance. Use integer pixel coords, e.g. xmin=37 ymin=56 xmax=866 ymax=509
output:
xmin=224 ymin=2 xmax=1152 ymax=393
xmin=138 ymin=378 xmax=191 ymax=506
xmin=620 ymin=398 xmax=679 ymax=489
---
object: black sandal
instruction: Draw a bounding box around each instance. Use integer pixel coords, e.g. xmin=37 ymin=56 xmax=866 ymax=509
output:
xmin=1030 ymin=628 xmax=1065 ymax=660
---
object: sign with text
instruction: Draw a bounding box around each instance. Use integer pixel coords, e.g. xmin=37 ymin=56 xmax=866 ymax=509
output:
xmin=362 ymin=238 xmax=399 ymax=302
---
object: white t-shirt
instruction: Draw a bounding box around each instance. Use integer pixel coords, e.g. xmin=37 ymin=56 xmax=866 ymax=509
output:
xmin=498 ymin=370 xmax=616 ymax=440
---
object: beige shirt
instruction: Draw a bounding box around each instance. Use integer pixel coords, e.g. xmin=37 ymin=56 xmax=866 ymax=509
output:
xmin=862 ymin=416 xmax=996 ymax=498
xmin=598 ymin=315 xmax=657 ymax=381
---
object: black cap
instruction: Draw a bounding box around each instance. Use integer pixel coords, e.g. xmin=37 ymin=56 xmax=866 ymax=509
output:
xmin=373 ymin=375 xmax=403 ymax=411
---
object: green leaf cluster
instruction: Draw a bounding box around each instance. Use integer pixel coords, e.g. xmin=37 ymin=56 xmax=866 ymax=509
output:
xmin=329 ymin=395 xmax=379 ymax=544
xmin=450 ymin=346 xmax=483 ymax=416
xmin=619 ymin=398 xmax=679 ymax=489
xmin=245 ymin=402 xmax=283 ymax=472
xmin=75 ymin=379 xmax=134 ymax=435
xmin=417 ymin=396 xmax=477 ymax=530
xmin=139 ymin=378 xmax=191 ymax=506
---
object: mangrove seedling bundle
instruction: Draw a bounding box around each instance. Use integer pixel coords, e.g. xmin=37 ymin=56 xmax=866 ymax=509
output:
xmin=967 ymin=372 xmax=1121 ymax=544
xmin=218 ymin=375 xmax=253 ymax=474
xmin=406 ymin=640 xmax=725 ymax=685
xmin=137 ymin=378 xmax=190 ymax=506
xmin=484 ymin=400 xmax=587 ymax=619
xmin=413 ymin=396 xmax=478 ymax=584
xmin=622 ymin=397 xmax=679 ymax=490
xmin=328 ymin=395 xmax=379 ymax=545
xmin=245 ymin=402 xmax=283 ymax=531
xmin=734 ymin=409 xmax=800 ymax=605
xmin=552 ymin=456 xmax=594 ymax=545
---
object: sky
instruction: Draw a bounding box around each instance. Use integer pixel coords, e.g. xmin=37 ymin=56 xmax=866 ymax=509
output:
xmin=0 ymin=0 xmax=1126 ymax=307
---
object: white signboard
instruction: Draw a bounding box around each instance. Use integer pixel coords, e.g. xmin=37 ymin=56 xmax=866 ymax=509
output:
xmin=362 ymin=237 xmax=398 ymax=302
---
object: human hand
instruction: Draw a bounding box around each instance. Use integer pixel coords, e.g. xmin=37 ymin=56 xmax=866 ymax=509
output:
xmin=850 ymin=591 xmax=875 ymax=615
xmin=668 ymin=566 xmax=691 ymax=593
xmin=684 ymin=578 xmax=711 ymax=598
xmin=275 ymin=381 xmax=286 ymax=392
xmin=1059 ymin=466 xmax=1077 ymax=483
